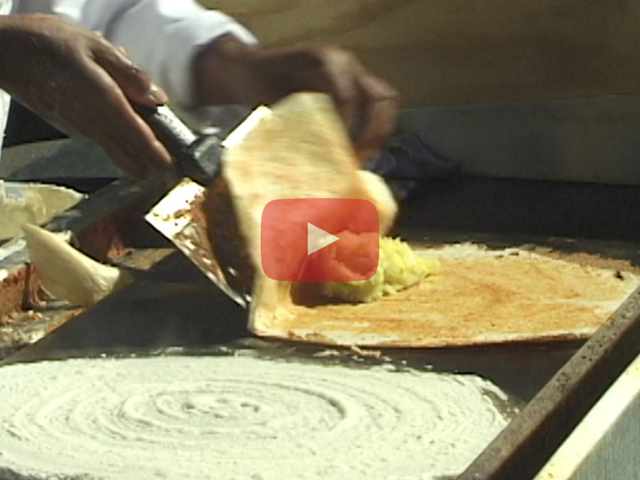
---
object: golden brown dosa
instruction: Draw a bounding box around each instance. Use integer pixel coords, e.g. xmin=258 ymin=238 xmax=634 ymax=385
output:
xmin=155 ymin=92 xmax=639 ymax=348
xmin=215 ymin=92 xmax=398 ymax=335
xmin=254 ymin=243 xmax=639 ymax=348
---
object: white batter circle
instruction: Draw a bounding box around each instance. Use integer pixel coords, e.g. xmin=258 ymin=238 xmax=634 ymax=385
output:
xmin=0 ymin=355 xmax=512 ymax=480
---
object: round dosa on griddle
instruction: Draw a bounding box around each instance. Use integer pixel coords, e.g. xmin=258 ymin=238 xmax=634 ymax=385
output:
xmin=271 ymin=244 xmax=640 ymax=347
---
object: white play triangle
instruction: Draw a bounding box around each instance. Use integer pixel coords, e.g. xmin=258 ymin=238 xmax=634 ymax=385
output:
xmin=307 ymin=223 xmax=339 ymax=255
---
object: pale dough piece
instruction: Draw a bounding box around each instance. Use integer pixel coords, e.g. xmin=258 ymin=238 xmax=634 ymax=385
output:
xmin=0 ymin=181 xmax=85 ymax=240
xmin=22 ymin=224 xmax=133 ymax=307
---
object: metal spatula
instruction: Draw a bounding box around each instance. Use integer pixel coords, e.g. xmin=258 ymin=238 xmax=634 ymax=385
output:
xmin=137 ymin=103 xmax=270 ymax=307
xmin=133 ymin=104 xmax=224 ymax=187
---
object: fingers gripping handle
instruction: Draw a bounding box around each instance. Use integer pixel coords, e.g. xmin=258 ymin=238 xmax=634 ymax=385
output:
xmin=133 ymin=103 xmax=222 ymax=186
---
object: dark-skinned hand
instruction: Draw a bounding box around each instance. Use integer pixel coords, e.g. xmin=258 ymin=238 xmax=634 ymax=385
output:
xmin=0 ymin=14 xmax=174 ymax=178
xmin=194 ymin=35 xmax=398 ymax=163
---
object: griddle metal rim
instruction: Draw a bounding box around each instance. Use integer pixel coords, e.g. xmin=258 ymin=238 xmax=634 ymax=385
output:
xmin=458 ymin=285 xmax=640 ymax=480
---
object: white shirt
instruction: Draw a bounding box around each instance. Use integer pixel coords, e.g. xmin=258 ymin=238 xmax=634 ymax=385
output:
xmin=0 ymin=0 xmax=256 ymax=161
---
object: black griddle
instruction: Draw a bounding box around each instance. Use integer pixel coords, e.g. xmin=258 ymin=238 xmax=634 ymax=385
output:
xmin=3 ymin=153 xmax=640 ymax=479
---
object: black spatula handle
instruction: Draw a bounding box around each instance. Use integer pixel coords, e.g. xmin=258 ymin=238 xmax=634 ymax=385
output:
xmin=133 ymin=103 xmax=222 ymax=186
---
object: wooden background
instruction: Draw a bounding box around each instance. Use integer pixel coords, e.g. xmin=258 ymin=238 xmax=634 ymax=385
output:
xmin=199 ymin=0 xmax=640 ymax=108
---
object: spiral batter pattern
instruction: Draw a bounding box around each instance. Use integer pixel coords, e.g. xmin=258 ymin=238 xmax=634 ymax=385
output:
xmin=0 ymin=355 xmax=511 ymax=480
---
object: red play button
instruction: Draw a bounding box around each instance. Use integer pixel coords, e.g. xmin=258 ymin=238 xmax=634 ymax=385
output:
xmin=261 ymin=198 xmax=380 ymax=282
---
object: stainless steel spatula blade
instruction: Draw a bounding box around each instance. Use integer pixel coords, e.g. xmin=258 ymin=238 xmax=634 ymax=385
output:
xmin=145 ymin=179 xmax=249 ymax=307
xmin=143 ymin=106 xmax=271 ymax=307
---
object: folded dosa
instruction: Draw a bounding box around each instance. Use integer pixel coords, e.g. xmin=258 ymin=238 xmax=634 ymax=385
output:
xmin=203 ymin=92 xmax=399 ymax=337
xmin=201 ymin=92 xmax=638 ymax=348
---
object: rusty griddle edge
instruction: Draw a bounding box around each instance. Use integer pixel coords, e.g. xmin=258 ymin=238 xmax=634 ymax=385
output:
xmin=458 ymin=285 xmax=640 ymax=480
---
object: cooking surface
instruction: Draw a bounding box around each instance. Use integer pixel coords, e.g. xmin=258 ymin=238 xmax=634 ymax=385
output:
xmin=3 ymin=139 xmax=640 ymax=479
xmin=4 ymin=162 xmax=640 ymax=402
xmin=3 ymin=237 xmax=586 ymax=403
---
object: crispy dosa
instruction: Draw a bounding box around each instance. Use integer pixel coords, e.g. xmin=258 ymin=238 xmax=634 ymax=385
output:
xmin=155 ymin=92 xmax=639 ymax=348
xmin=262 ymin=243 xmax=639 ymax=347
xmin=205 ymin=92 xmax=399 ymax=334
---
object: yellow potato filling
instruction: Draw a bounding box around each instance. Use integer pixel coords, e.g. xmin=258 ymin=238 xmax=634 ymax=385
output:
xmin=321 ymin=237 xmax=441 ymax=303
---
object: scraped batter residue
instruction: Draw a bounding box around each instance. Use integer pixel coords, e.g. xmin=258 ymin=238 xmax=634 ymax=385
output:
xmin=0 ymin=355 xmax=512 ymax=480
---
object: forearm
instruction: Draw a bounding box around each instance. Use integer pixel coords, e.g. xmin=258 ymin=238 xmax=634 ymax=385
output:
xmin=192 ymin=36 xmax=322 ymax=107
xmin=0 ymin=15 xmax=44 ymax=93
xmin=0 ymin=16 xmax=14 ymax=89
xmin=16 ymin=0 xmax=257 ymax=109
xmin=192 ymin=35 xmax=274 ymax=107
